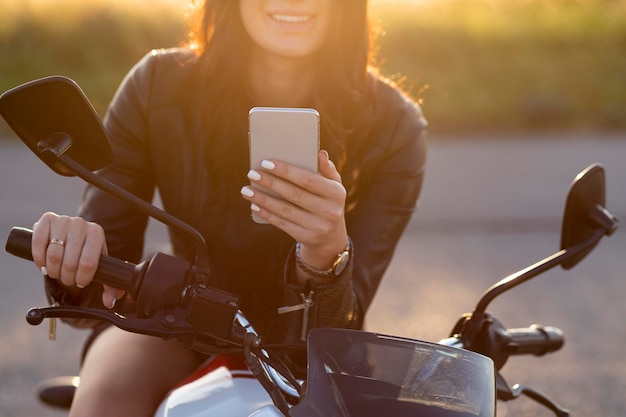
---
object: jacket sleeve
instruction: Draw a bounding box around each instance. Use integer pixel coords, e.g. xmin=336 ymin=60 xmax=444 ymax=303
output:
xmin=347 ymin=98 xmax=428 ymax=320
xmin=282 ymin=88 xmax=428 ymax=340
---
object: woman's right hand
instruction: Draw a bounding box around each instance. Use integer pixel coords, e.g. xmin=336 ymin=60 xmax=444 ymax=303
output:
xmin=31 ymin=212 xmax=123 ymax=308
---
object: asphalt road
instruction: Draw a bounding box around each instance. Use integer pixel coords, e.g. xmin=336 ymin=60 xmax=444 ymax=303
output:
xmin=0 ymin=132 xmax=624 ymax=417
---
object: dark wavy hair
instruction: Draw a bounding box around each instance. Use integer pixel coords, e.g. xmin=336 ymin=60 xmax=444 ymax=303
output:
xmin=187 ymin=0 xmax=378 ymax=185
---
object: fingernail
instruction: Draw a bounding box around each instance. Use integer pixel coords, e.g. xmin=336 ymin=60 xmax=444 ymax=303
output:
xmin=110 ymin=297 xmax=117 ymax=309
xmin=251 ymin=203 xmax=261 ymax=212
xmin=76 ymin=283 xmax=86 ymax=289
xmin=247 ymin=169 xmax=261 ymax=181
xmin=41 ymin=266 xmax=48 ymax=276
xmin=261 ymin=160 xmax=275 ymax=170
xmin=241 ymin=186 xmax=255 ymax=198
xmin=321 ymin=150 xmax=329 ymax=159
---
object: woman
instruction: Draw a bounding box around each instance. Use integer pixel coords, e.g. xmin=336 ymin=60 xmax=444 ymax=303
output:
xmin=31 ymin=0 xmax=427 ymax=415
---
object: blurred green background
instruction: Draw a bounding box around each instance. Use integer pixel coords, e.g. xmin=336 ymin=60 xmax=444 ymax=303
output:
xmin=1 ymin=0 xmax=625 ymax=136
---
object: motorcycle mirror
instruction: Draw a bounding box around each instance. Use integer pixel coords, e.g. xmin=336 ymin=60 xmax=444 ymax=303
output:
xmin=1 ymin=76 xmax=213 ymax=278
xmin=559 ymin=163 xmax=606 ymax=269
xmin=0 ymin=76 xmax=112 ymax=176
xmin=460 ymin=163 xmax=617 ymax=348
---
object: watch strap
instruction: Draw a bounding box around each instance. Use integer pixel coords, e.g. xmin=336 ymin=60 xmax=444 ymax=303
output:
xmin=295 ymin=238 xmax=351 ymax=279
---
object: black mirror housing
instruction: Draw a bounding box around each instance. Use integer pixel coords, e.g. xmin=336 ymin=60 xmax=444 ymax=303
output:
xmin=560 ymin=163 xmax=606 ymax=269
xmin=0 ymin=76 xmax=112 ymax=176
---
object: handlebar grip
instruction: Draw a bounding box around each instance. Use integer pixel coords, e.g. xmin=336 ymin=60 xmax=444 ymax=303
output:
xmin=6 ymin=227 xmax=138 ymax=294
xmin=5 ymin=227 xmax=33 ymax=261
xmin=507 ymin=324 xmax=564 ymax=356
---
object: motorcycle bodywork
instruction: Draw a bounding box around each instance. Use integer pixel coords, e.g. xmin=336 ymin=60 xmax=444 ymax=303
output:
xmin=154 ymin=357 xmax=275 ymax=417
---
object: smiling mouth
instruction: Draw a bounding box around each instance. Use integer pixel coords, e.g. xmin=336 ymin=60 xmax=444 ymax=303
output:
xmin=270 ymin=14 xmax=313 ymax=24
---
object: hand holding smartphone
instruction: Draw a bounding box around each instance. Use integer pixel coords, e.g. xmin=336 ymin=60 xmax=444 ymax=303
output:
xmin=248 ymin=107 xmax=320 ymax=224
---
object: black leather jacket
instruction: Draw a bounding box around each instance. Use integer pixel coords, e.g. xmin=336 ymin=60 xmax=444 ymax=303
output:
xmin=51 ymin=48 xmax=427 ymax=345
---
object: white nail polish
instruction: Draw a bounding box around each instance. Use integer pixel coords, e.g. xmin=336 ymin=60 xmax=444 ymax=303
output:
xmin=110 ymin=298 xmax=117 ymax=309
xmin=251 ymin=203 xmax=261 ymax=212
xmin=247 ymin=170 xmax=261 ymax=181
xmin=76 ymin=283 xmax=85 ymax=289
xmin=241 ymin=186 xmax=255 ymax=198
xmin=261 ymin=160 xmax=275 ymax=170
xmin=41 ymin=266 xmax=48 ymax=276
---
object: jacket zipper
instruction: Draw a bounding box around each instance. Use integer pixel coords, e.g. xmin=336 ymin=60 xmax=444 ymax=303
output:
xmin=277 ymin=291 xmax=315 ymax=342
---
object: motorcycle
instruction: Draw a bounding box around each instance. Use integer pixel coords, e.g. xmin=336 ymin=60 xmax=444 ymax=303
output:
xmin=0 ymin=76 xmax=619 ymax=417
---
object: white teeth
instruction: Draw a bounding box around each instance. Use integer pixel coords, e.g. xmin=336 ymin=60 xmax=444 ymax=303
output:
xmin=271 ymin=14 xmax=311 ymax=23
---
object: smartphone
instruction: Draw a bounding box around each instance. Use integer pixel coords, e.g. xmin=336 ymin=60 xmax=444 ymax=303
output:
xmin=248 ymin=107 xmax=320 ymax=223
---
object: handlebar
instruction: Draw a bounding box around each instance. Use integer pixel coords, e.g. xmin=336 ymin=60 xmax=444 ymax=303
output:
xmin=507 ymin=325 xmax=564 ymax=356
xmin=6 ymin=227 xmax=142 ymax=296
xmin=6 ymin=226 xmax=248 ymax=345
xmin=10 ymin=225 xmax=565 ymax=363
xmin=449 ymin=312 xmax=564 ymax=371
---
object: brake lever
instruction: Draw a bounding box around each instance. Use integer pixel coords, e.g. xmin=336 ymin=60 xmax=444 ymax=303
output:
xmin=26 ymin=303 xmax=250 ymax=355
xmin=496 ymin=371 xmax=570 ymax=416
xmin=517 ymin=385 xmax=570 ymax=417
xmin=26 ymin=305 xmax=195 ymax=341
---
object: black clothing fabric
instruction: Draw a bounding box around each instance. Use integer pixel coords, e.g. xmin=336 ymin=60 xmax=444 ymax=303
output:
xmin=53 ymin=48 xmax=427 ymax=345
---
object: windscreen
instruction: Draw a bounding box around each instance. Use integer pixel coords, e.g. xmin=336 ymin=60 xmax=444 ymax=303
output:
xmin=289 ymin=328 xmax=495 ymax=417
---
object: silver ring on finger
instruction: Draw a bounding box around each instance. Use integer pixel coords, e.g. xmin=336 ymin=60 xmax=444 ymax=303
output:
xmin=49 ymin=238 xmax=65 ymax=247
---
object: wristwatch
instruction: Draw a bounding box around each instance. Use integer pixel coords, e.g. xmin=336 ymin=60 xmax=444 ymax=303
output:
xmin=295 ymin=238 xmax=351 ymax=279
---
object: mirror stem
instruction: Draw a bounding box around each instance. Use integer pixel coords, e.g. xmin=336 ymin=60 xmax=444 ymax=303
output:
xmin=57 ymin=153 xmax=212 ymax=281
xmin=462 ymin=228 xmax=606 ymax=345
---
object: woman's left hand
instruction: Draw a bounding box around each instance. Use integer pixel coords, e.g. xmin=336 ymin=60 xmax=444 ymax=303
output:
xmin=241 ymin=150 xmax=348 ymax=274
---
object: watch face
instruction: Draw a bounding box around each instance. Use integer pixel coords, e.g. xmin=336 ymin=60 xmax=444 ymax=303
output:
xmin=333 ymin=251 xmax=350 ymax=276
